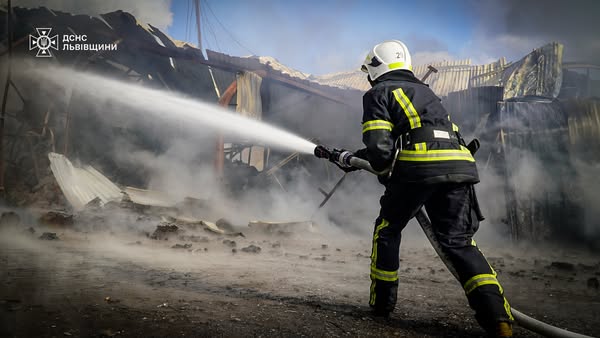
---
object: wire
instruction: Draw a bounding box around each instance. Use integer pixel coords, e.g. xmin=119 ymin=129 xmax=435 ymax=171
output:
xmin=202 ymin=0 xmax=305 ymax=78
xmin=201 ymin=0 xmax=256 ymax=55
xmin=200 ymin=6 xmax=221 ymax=52
xmin=199 ymin=4 xmax=214 ymax=51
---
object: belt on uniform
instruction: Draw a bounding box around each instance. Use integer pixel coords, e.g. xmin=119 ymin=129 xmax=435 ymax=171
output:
xmin=398 ymin=126 xmax=464 ymax=149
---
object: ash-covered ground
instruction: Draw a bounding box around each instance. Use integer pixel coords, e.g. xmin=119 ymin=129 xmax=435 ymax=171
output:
xmin=0 ymin=207 xmax=599 ymax=338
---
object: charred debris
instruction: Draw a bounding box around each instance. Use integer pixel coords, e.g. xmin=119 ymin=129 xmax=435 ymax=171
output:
xmin=1 ymin=7 xmax=599 ymax=247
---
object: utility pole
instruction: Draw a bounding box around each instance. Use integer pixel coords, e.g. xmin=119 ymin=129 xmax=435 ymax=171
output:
xmin=193 ymin=0 xmax=203 ymax=54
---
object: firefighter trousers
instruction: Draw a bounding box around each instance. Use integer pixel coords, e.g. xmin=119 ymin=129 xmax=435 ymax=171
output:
xmin=369 ymin=182 xmax=513 ymax=327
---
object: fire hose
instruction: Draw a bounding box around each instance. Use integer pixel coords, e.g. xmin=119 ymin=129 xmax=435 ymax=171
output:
xmin=313 ymin=145 xmax=594 ymax=338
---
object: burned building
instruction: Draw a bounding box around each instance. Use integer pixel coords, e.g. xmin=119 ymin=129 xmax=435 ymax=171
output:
xmin=0 ymin=6 xmax=365 ymax=213
xmin=1 ymin=6 xmax=599 ymax=246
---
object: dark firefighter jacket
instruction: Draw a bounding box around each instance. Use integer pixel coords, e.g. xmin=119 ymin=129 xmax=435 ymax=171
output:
xmin=360 ymin=70 xmax=479 ymax=184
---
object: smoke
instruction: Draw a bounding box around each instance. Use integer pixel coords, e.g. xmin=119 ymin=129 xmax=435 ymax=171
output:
xmin=403 ymin=0 xmax=600 ymax=66
xmin=573 ymin=160 xmax=600 ymax=239
xmin=12 ymin=0 xmax=174 ymax=30
xmin=469 ymin=0 xmax=600 ymax=64
xmin=8 ymin=59 xmax=377 ymax=238
xmin=112 ymin=138 xmax=221 ymax=200
xmin=412 ymin=50 xmax=456 ymax=67
xmin=398 ymin=0 xmax=600 ymax=66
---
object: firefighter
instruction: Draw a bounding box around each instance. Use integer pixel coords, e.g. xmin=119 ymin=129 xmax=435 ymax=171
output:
xmin=336 ymin=40 xmax=513 ymax=337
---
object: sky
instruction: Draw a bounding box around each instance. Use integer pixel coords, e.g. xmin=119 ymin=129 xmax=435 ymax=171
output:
xmin=164 ymin=0 xmax=600 ymax=75
xmin=166 ymin=0 xmax=481 ymax=74
xmin=14 ymin=0 xmax=600 ymax=75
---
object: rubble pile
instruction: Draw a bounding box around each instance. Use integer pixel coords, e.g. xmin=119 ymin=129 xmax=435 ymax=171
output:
xmin=150 ymin=223 xmax=181 ymax=240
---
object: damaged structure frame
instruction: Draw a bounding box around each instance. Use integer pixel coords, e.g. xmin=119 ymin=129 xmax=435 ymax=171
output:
xmin=2 ymin=6 xmax=600 ymax=245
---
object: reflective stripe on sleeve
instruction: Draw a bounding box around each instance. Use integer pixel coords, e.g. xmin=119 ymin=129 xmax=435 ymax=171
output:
xmin=362 ymin=120 xmax=394 ymax=133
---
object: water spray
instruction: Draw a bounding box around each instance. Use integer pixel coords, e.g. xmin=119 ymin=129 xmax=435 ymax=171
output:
xmin=27 ymin=65 xmax=318 ymax=155
xmin=314 ymin=144 xmax=594 ymax=338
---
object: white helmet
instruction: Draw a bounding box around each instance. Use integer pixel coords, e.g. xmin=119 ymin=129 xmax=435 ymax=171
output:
xmin=361 ymin=40 xmax=412 ymax=81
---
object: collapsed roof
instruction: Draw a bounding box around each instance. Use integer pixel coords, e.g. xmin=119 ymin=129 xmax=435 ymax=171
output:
xmin=312 ymin=43 xmax=564 ymax=99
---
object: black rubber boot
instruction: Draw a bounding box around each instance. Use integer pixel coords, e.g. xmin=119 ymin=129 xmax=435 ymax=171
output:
xmin=369 ymin=279 xmax=398 ymax=317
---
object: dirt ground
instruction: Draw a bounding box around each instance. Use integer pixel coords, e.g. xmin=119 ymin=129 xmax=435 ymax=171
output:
xmin=1 ymin=209 xmax=599 ymax=338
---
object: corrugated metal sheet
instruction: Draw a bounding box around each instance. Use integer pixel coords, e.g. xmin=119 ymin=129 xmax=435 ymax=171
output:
xmin=313 ymin=46 xmax=560 ymax=99
xmin=236 ymin=71 xmax=263 ymax=119
xmin=497 ymin=99 xmax=576 ymax=241
xmin=123 ymin=187 xmax=177 ymax=208
xmin=48 ymin=152 xmax=122 ymax=211
xmin=257 ymin=56 xmax=310 ymax=80
xmin=413 ymin=59 xmax=508 ymax=97
xmin=11 ymin=7 xmax=218 ymax=101
xmin=502 ymin=42 xmax=564 ymax=99
xmin=470 ymin=58 xmax=508 ymax=88
xmin=567 ymin=98 xmax=600 ymax=156
xmin=206 ymin=50 xmax=361 ymax=104
xmin=311 ymin=58 xmax=507 ymax=97
xmin=311 ymin=71 xmax=370 ymax=91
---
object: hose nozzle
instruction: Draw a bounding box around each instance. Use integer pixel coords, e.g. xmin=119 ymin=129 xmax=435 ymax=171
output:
xmin=314 ymin=145 xmax=332 ymax=159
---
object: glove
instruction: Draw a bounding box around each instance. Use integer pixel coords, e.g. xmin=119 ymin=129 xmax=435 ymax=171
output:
xmin=353 ymin=148 xmax=369 ymax=160
xmin=329 ymin=148 xmax=359 ymax=173
xmin=377 ymin=174 xmax=390 ymax=185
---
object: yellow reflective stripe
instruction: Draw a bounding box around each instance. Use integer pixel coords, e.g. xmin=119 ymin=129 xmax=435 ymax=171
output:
xmin=363 ymin=120 xmax=394 ymax=128
xmin=464 ymin=273 xmax=496 ymax=288
xmin=471 ymin=250 xmax=512 ymax=320
xmin=369 ymin=219 xmax=390 ymax=306
xmin=471 ymin=239 xmax=477 ymax=246
xmin=452 ymin=123 xmax=459 ymax=132
xmin=369 ymin=281 xmax=376 ymax=305
xmin=393 ymin=88 xmax=421 ymax=129
xmin=371 ymin=219 xmax=389 ymax=267
xmin=370 ymin=266 xmax=398 ymax=282
xmin=371 ymin=266 xmax=398 ymax=278
xmin=463 ymin=273 xmax=502 ymax=295
xmin=363 ymin=126 xmax=392 ymax=133
xmin=397 ymin=148 xmax=475 ymax=162
xmin=388 ymin=62 xmax=412 ymax=71
xmin=504 ymin=297 xmax=514 ymax=321
xmin=414 ymin=142 xmax=426 ymax=151
xmin=465 ymin=280 xmax=501 ymax=295
xmin=362 ymin=120 xmax=394 ymax=133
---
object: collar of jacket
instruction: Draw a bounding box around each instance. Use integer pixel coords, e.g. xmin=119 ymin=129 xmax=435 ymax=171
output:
xmin=371 ymin=70 xmax=428 ymax=87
